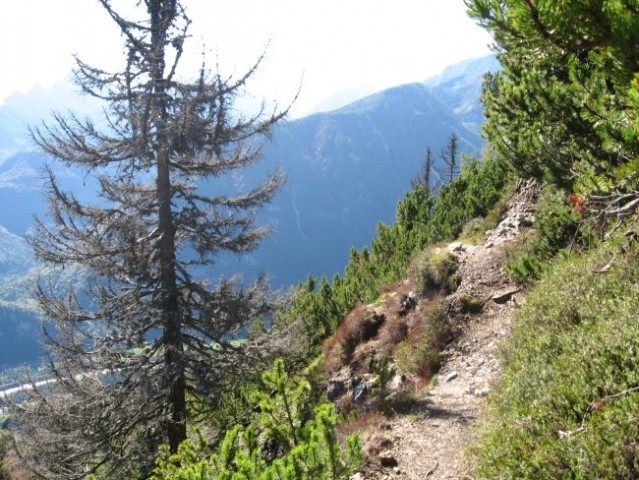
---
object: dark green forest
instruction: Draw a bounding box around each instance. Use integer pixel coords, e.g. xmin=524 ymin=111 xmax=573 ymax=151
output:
xmin=3 ymin=0 xmax=639 ymax=479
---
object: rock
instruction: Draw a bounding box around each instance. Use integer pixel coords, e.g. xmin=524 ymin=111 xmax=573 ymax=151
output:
xmin=260 ymin=436 xmax=283 ymax=462
xmin=518 ymin=213 xmax=534 ymax=227
xmin=352 ymin=376 xmax=375 ymax=402
xmin=475 ymin=387 xmax=490 ymax=397
xmin=397 ymin=291 xmax=418 ymax=316
xmin=448 ymin=242 xmax=464 ymax=252
xmin=327 ymin=378 xmax=347 ymax=403
xmin=378 ymin=450 xmax=398 ymax=468
xmin=387 ymin=374 xmax=406 ymax=393
xmin=445 ymin=371 xmax=458 ymax=382
xmin=492 ymin=286 xmax=521 ymax=304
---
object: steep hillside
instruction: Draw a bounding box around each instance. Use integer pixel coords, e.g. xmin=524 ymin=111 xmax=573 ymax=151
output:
xmin=0 ymin=227 xmax=41 ymax=369
xmin=324 ymin=180 xmax=536 ymax=479
xmin=0 ymin=225 xmax=88 ymax=369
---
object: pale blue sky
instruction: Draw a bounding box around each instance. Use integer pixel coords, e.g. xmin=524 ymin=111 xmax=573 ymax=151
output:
xmin=1 ymin=0 xmax=492 ymax=116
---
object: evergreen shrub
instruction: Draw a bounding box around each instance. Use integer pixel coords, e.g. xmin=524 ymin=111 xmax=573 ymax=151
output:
xmin=151 ymin=359 xmax=363 ymax=480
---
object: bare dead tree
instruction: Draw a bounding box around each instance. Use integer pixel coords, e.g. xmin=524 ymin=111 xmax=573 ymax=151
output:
xmin=8 ymin=1 xmax=291 ymax=478
xmin=435 ymin=132 xmax=460 ymax=184
xmin=411 ymin=146 xmax=434 ymax=194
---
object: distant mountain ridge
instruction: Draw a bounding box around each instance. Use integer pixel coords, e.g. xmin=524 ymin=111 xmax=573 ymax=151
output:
xmin=0 ymin=82 xmax=104 ymax=162
xmin=424 ymin=54 xmax=501 ymax=134
xmin=0 ymin=54 xmax=499 ymax=369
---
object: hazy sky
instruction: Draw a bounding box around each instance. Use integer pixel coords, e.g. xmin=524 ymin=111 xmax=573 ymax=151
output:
xmin=1 ymin=0 xmax=493 ymax=116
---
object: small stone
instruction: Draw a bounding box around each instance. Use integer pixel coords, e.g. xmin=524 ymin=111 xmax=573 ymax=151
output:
xmin=492 ymin=286 xmax=521 ymax=304
xmin=448 ymin=242 xmax=464 ymax=252
xmin=349 ymin=473 xmax=364 ymax=480
xmin=393 ymin=466 xmax=401 ymax=474
xmin=475 ymin=387 xmax=490 ymax=397
xmin=445 ymin=371 xmax=458 ymax=382
xmin=388 ymin=374 xmax=406 ymax=392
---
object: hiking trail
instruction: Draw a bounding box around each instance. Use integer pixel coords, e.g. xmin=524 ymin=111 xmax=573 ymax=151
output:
xmin=354 ymin=180 xmax=537 ymax=480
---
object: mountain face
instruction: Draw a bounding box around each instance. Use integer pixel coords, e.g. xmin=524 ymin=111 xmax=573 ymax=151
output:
xmin=423 ymin=54 xmax=501 ymax=134
xmin=0 ymin=55 xmax=498 ymax=370
xmin=250 ymin=80 xmax=486 ymax=283
xmin=0 ymin=226 xmax=40 ymax=369
xmin=0 ymin=82 xmax=104 ymax=161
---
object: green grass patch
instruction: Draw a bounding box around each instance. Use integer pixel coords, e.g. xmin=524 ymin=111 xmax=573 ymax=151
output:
xmin=503 ymin=184 xmax=589 ymax=285
xmin=473 ymin=223 xmax=639 ymax=479
xmin=410 ymin=248 xmax=460 ymax=295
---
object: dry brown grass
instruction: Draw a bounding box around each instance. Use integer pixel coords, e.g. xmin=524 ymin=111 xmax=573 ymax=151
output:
xmin=323 ymin=303 xmax=386 ymax=372
xmin=324 ymin=278 xmax=450 ymax=383
xmin=335 ymin=409 xmax=390 ymax=448
xmin=377 ymin=316 xmax=408 ymax=354
xmin=395 ymin=295 xmax=450 ymax=381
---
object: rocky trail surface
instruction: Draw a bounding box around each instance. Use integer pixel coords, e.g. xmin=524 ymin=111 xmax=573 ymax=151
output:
xmin=354 ymin=180 xmax=537 ymax=480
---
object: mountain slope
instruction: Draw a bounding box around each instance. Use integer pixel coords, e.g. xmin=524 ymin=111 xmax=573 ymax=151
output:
xmin=253 ymin=80 xmax=485 ymax=283
xmin=424 ymin=54 xmax=501 ymax=134
xmin=344 ymin=181 xmax=536 ymax=479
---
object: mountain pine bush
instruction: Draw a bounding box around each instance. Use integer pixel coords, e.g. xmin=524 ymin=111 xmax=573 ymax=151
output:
xmin=150 ymin=359 xmax=363 ymax=480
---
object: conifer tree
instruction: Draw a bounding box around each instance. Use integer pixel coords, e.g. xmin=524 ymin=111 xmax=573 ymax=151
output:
xmin=466 ymin=0 xmax=639 ymax=195
xmin=411 ymin=146 xmax=434 ymax=192
xmin=150 ymin=359 xmax=363 ymax=480
xmin=10 ymin=1 xmax=288 ymax=478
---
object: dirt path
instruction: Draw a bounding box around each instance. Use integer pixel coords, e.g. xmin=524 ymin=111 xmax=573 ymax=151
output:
xmin=355 ymin=180 xmax=537 ymax=480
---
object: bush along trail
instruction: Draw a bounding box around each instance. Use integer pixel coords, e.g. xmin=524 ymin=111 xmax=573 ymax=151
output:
xmin=344 ymin=179 xmax=538 ymax=480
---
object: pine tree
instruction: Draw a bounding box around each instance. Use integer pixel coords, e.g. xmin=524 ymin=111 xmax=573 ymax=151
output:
xmin=149 ymin=359 xmax=363 ymax=480
xmin=466 ymin=0 xmax=639 ymax=193
xmin=10 ymin=1 xmax=288 ymax=478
